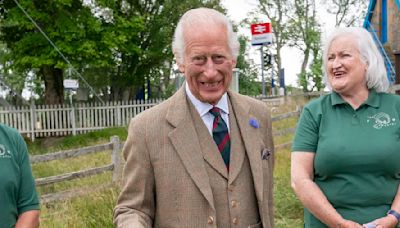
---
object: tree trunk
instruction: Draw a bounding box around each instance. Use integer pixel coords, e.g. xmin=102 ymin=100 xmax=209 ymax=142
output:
xmin=40 ymin=66 xmax=64 ymax=105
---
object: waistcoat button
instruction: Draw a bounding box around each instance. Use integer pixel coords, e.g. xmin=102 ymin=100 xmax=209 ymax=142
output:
xmin=207 ymin=216 xmax=214 ymax=224
xmin=231 ymin=200 xmax=238 ymax=208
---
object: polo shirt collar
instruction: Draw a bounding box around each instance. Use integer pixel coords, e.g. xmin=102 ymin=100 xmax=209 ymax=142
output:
xmin=331 ymin=89 xmax=380 ymax=108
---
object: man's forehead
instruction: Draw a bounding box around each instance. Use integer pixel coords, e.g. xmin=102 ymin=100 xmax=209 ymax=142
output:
xmin=183 ymin=22 xmax=226 ymax=33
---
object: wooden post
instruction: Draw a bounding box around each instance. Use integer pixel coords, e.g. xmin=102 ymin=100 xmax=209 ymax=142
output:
xmin=116 ymin=101 xmax=121 ymax=126
xmin=111 ymin=136 xmax=121 ymax=182
xmin=30 ymin=99 xmax=36 ymax=142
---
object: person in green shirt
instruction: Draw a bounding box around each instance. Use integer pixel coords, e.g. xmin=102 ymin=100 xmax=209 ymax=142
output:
xmin=0 ymin=123 xmax=40 ymax=228
xmin=291 ymin=27 xmax=400 ymax=228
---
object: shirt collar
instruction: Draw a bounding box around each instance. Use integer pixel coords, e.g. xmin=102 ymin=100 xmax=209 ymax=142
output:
xmin=331 ymin=89 xmax=380 ymax=108
xmin=185 ymin=82 xmax=229 ymax=117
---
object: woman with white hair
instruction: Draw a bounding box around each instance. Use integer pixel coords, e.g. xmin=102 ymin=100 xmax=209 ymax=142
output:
xmin=291 ymin=27 xmax=400 ymax=228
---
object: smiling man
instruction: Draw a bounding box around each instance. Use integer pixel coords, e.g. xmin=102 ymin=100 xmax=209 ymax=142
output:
xmin=114 ymin=8 xmax=275 ymax=228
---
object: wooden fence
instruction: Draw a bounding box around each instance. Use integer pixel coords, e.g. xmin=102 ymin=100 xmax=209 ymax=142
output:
xmin=0 ymin=99 xmax=162 ymax=141
xmin=31 ymin=136 xmax=123 ymax=203
xmin=32 ymin=109 xmax=301 ymax=203
xmin=0 ymin=97 xmax=294 ymax=142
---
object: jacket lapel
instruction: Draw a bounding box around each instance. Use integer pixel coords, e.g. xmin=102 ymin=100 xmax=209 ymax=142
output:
xmin=166 ymin=87 xmax=215 ymax=210
xmin=187 ymin=101 xmax=229 ymax=179
xmin=226 ymin=101 xmax=245 ymax=183
xmin=228 ymin=91 xmax=264 ymax=202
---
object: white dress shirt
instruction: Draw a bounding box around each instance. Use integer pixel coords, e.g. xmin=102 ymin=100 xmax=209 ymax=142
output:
xmin=185 ymin=82 xmax=230 ymax=135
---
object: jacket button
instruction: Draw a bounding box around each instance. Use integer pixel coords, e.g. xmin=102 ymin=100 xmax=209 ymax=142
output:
xmin=232 ymin=217 xmax=239 ymax=224
xmin=228 ymin=184 xmax=235 ymax=192
xmin=231 ymin=200 xmax=238 ymax=208
xmin=207 ymin=216 xmax=214 ymax=224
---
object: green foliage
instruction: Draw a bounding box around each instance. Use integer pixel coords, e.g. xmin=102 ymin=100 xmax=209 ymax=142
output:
xmin=236 ymin=36 xmax=261 ymax=96
xmin=91 ymin=0 xmax=225 ymax=100
xmin=298 ymin=52 xmax=323 ymax=92
xmin=0 ymin=0 xmax=115 ymax=104
xmin=286 ymin=0 xmax=322 ymax=92
xmin=308 ymin=53 xmax=323 ymax=91
xmin=1 ymin=0 xmax=109 ymax=69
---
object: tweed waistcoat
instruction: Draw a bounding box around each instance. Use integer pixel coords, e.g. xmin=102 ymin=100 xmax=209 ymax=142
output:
xmin=188 ymin=100 xmax=261 ymax=228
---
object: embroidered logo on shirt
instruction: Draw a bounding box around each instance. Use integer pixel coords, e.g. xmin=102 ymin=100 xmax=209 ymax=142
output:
xmin=367 ymin=112 xmax=396 ymax=129
xmin=0 ymin=144 xmax=12 ymax=159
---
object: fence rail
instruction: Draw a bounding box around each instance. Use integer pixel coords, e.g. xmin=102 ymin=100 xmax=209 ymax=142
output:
xmin=0 ymin=99 xmax=161 ymax=141
xmin=32 ymin=109 xmax=301 ymax=203
xmin=33 ymin=136 xmax=122 ymax=203
xmin=1 ymin=97 xmax=298 ymax=141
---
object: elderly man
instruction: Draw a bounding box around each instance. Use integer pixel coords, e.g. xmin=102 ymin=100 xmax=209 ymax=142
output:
xmin=114 ymin=7 xmax=274 ymax=228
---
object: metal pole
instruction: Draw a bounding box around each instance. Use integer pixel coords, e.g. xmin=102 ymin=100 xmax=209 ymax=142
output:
xmin=271 ymin=53 xmax=274 ymax=96
xmin=260 ymin=45 xmax=265 ymax=97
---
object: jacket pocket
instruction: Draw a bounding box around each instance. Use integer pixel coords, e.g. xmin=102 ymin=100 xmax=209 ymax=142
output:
xmin=248 ymin=221 xmax=262 ymax=228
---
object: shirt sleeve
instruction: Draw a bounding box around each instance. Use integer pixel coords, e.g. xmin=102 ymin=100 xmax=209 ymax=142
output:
xmin=15 ymin=133 xmax=40 ymax=214
xmin=292 ymin=106 xmax=320 ymax=153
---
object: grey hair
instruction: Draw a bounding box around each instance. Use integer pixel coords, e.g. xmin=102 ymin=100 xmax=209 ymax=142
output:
xmin=172 ymin=7 xmax=240 ymax=64
xmin=322 ymin=27 xmax=389 ymax=92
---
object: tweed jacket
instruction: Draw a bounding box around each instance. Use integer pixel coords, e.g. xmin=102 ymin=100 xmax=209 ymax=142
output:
xmin=113 ymin=86 xmax=275 ymax=228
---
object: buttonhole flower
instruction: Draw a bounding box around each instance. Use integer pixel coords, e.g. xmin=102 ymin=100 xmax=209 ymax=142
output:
xmin=249 ymin=118 xmax=259 ymax=129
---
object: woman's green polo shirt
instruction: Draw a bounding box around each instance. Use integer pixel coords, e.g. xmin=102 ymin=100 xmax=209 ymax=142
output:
xmin=0 ymin=124 xmax=39 ymax=227
xmin=292 ymin=90 xmax=400 ymax=227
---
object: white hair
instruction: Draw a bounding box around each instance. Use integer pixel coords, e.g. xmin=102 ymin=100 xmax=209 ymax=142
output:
xmin=322 ymin=27 xmax=389 ymax=92
xmin=172 ymin=8 xmax=240 ymax=64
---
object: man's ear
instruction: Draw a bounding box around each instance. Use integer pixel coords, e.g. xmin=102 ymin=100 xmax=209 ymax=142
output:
xmin=231 ymin=59 xmax=237 ymax=69
xmin=178 ymin=63 xmax=185 ymax=73
xmin=174 ymin=50 xmax=185 ymax=73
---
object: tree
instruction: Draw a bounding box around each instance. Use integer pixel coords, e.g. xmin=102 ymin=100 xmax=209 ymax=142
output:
xmin=322 ymin=0 xmax=369 ymax=26
xmin=1 ymin=0 xmax=226 ymax=103
xmin=0 ymin=0 xmax=109 ymax=104
xmin=287 ymin=0 xmax=322 ymax=92
xmin=256 ymin=0 xmax=292 ymax=88
xmin=86 ymin=0 xmax=224 ymax=100
xmin=236 ymin=36 xmax=261 ymax=96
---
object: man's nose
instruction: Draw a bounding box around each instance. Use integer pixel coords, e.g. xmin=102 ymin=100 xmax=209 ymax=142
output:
xmin=203 ymin=58 xmax=218 ymax=77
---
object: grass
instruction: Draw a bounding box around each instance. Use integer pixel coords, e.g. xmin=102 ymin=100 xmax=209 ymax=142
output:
xmin=27 ymin=97 xmax=310 ymax=227
xmin=272 ymin=102 xmax=304 ymax=228
xmin=274 ymin=148 xmax=303 ymax=227
xmin=28 ymin=128 xmax=124 ymax=227
xmin=27 ymin=127 xmax=128 ymax=155
xmin=39 ymin=187 xmax=119 ymax=228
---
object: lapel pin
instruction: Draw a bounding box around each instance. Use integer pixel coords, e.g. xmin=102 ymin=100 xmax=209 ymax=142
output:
xmin=249 ymin=118 xmax=259 ymax=129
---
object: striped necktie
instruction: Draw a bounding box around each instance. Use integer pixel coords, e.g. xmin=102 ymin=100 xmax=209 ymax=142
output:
xmin=209 ymin=107 xmax=230 ymax=169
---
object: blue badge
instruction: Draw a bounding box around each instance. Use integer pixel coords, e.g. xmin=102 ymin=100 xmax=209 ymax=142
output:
xmin=249 ymin=118 xmax=259 ymax=129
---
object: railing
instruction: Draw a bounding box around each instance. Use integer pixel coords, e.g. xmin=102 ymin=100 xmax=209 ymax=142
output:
xmin=32 ymin=109 xmax=301 ymax=203
xmin=32 ymin=136 xmax=123 ymax=203
xmin=272 ymin=108 xmax=301 ymax=150
xmin=0 ymin=95 xmax=307 ymax=142
xmin=0 ymin=99 xmax=162 ymax=141
xmin=364 ymin=20 xmax=396 ymax=83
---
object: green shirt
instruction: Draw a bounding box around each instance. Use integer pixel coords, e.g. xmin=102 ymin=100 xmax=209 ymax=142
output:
xmin=292 ymin=90 xmax=400 ymax=227
xmin=0 ymin=124 xmax=39 ymax=228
